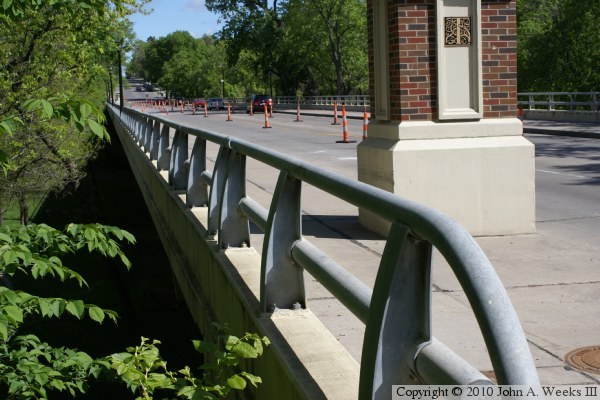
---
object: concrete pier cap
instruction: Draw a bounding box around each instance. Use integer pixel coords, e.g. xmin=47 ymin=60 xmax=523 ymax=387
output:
xmin=358 ymin=0 xmax=535 ymax=236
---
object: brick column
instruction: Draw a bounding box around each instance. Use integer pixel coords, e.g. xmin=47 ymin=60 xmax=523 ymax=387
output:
xmin=358 ymin=0 xmax=535 ymax=236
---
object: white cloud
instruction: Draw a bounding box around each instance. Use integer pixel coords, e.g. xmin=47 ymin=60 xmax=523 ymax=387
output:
xmin=182 ymin=0 xmax=205 ymax=12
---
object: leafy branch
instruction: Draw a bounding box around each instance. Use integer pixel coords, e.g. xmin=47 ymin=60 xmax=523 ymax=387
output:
xmin=109 ymin=323 xmax=270 ymax=399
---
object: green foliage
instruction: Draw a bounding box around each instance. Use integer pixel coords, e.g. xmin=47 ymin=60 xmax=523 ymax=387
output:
xmin=127 ymin=0 xmax=368 ymax=97
xmin=517 ymin=0 xmax=599 ymax=91
xmin=0 ymin=0 xmax=147 ymax=222
xmin=0 ymin=334 xmax=110 ymax=399
xmin=0 ymin=222 xmax=135 ymax=399
xmin=0 ymin=222 xmax=267 ymax=399
xmin=109 ymin=324 xmax=270 ymax=399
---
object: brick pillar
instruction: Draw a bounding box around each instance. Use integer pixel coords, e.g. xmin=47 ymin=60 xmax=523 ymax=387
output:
xmin=358 ymin=0 xmax=535 ymax=236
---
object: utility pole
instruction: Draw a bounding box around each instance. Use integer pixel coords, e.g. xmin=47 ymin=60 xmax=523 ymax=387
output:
xmin=118 ymin=46 xmax=124 ymax=114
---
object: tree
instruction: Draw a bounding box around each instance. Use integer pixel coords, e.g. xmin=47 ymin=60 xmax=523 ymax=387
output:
xmin=141 ymin=31 xmax=199 ymax=86
xmin=0 ymin=0 xmax=148 ymax=223
xmin=286 ymin=0 xmax=367 ymax=95
xmin=517 ymin=0 xmax=600 ymax=92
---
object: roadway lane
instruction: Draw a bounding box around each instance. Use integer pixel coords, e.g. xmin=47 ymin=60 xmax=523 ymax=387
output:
xmin=528 ymin=133 xmax=600 ymax=239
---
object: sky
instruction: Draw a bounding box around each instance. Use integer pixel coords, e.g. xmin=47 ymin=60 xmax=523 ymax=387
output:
xmin=129 ymin=0 xmax=222 ymax=41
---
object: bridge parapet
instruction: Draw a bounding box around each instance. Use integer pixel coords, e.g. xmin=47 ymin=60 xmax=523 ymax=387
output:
xmin=108 ymin=105 xmax=542 ymax=399
xmin=518 ymin=92 xmax=600 ymax=123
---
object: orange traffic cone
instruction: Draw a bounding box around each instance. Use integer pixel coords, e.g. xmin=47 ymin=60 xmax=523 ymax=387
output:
xmin=362 ymin=106 xmax=369 ymax=140
xmin=336 ymin=104 xmax=356 ymax=143
xmin=263 ymin=104 xmax=271 ymax=129
xmin=332 ymin=100 xmax=340 ymax=125
xmin=294 ymin=99 xmax=302 ymax=122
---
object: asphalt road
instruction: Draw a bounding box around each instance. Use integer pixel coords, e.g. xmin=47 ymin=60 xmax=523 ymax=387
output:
xmin=148 ymin=108 xmax=600 ymax=231
xmin=530 ymin=133 xmax=600 ymax=240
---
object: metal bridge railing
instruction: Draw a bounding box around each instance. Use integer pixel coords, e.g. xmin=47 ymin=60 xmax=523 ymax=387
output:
xmin=108 ymin=105 xmax=542 ymax=399
xmin=517 ymin=92 xmax=600 ymax=112
xmin=274 ymin=95 xmax=369 ymax=107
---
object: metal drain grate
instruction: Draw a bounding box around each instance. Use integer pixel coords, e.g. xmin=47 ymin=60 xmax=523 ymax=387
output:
xmin=565 ymin=346 xmax=600 ymax=375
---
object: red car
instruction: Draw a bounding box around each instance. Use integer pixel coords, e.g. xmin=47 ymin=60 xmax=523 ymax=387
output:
xmin=193 ymin=98 xmax=207 ymax=108
xmin=247 ymin=94 xmax=272 ymax=113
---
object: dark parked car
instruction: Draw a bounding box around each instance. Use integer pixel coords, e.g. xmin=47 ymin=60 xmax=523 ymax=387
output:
xmin=247 ymin=94 xmax=272 ymax=113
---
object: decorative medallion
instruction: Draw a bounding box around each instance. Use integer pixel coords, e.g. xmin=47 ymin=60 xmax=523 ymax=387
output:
xmin=445 ymin=17 xmax=472 ymax=46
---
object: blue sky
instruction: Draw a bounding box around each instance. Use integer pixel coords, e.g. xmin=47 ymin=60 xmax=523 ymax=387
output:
xmin=129 ymin=0 xmax=222 ymax=41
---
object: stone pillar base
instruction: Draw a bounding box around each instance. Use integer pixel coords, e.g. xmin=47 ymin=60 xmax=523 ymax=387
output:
xmin=357 ymin=119 xmax=536 ymax=237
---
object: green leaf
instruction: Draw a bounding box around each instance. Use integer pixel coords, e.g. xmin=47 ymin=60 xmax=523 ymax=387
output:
xmin=4 ymin=305 xmax=23 ymax=323
xmin=0 ymin=232 xmax=12 ymax=243
xmin=88 ymin=306 xmax=105 ymax=323
xmin=66 ymin=300 xmax=85 ymax=319
xmin=0 ymin=121 xmax=15 ymax=135
xmin=226 ymin=374 xmax=246 ymax=390
xmin=0 ymin=314 xmax=8 ymax=341
xmin=2 ymin=249 xmax=17 ymax=265
xmin=2 ymin=0 xmax=12 ymax=11
xmin=241 ymin=371 xmax=262 ymax=388
xmin=230 ymin=341 xmax=259 ymax=359
xmin=38 ymin=298 xmax=51 ymax=317
xmin=87 ymin=119 xmax=107 ymax=140
xmin=192 ymin=339 xmax=216 ymax=354
xmin=80 ymin=103 xmax=92 ymax=120
xmin=41 ymin=100 xmax=54 ymax=119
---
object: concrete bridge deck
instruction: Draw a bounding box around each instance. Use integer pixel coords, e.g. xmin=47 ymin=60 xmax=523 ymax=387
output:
xmin=111 ymin=104 xmax=600 ymax=393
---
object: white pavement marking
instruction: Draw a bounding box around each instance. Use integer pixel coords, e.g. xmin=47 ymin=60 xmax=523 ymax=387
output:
xmin=537 ymin=169 xmax=589 ymax=180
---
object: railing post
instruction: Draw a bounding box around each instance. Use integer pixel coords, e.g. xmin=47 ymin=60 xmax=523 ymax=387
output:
xmin=149 ymin=120 xmax=160 ymax=160
xmin=143 ymin=118 xmax=153 ymax=153
xmin=140 ymin=116 xmax=148 ymax=147
xmin=168 ymin=129 xmax=188 ymax=190
xmin=548 ymin=93 xmax=555 ymax=111
xmin=157 ymin=124 xmax=170 ymax=171
xmin=569 ymin=94 xmax=574 ymax=111
xmin=133 ymin=116 xmax=141 ymax=143
xmin=359 ymin=222 xmax=433 ymax=399
xmin=217 ymin=151 xmax=250 ymax=249
xmin=186 ymin=137 xmax=209 ymax=208
xmin=207 ymin=146 xmax=232 ymax=238
xmin=528 ymin=94 xmax=534 ymax=110
xmin=261 ymin=171 xmax=305 ymax=312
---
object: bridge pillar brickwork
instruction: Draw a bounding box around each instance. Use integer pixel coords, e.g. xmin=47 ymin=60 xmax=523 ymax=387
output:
xmin=359 ymin=0 xmax=535 ymax=236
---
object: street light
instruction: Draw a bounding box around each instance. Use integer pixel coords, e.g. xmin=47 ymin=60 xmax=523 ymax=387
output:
xmin=219 ymin=64 xmax=225 ymax=98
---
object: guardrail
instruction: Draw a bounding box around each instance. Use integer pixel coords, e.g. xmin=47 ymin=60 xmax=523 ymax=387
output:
xmin=108 ymin=105 xmax=541 ymax=399
xmin=517 ymin=92 xmax=600 ymax=112
xmin=274 ymin=95 xmax=369 ymax=107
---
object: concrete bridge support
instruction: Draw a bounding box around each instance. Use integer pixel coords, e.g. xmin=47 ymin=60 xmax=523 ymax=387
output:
xmin=358 ymin=0 xmax=535 ymax=236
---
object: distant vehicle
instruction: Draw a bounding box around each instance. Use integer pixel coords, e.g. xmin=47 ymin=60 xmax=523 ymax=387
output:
xmin=135 ymin=86 xmax=142 ymax=92
xmin=143 ymin=82 xmax=155 ymax=91
xmin=193 ymin=98 xmax=206 ymax=108
xmin=207 ymin=98 xmax=224 ymax=110
xmin=247 ymin=94 xmax=272 ymax=113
